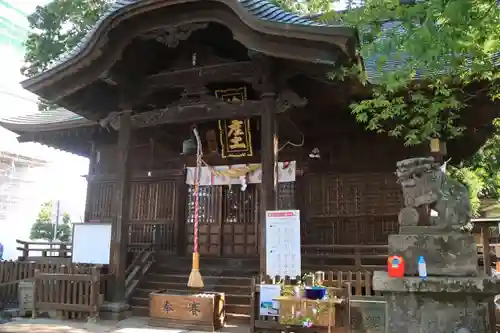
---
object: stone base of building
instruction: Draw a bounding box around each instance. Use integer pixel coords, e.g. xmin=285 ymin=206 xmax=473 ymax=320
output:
xmin=99 ymin=302 xmax=131 ymax=321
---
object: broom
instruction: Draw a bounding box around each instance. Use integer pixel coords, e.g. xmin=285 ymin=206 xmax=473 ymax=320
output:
xmin=188 ymin=127 xmax=204 ymax=288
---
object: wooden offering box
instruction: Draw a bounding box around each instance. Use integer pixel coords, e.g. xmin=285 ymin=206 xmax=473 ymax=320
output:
xmin=149 ymin=290 xmax=225 ymax=331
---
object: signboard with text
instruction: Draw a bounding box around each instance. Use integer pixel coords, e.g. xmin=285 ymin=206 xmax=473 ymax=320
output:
xmin=265 ymin=210 xmax=301 ymax=277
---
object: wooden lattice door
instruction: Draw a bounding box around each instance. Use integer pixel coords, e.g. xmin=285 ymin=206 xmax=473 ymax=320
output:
xmin=128 ymin=179 xmax=178 ymax=254
xmin=186 ymin=184 xmax=259 ymax=257
xmin=221 ymin=185 xmax=259 ymax=256
xmin=186 ymin=182 xmax=295 ymax=257
xmin=186 ymin=185 xmax=222 ymax=256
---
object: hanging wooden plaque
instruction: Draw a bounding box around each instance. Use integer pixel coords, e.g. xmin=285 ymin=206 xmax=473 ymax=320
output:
xmin=215 ymin=87 xmax=253 ymax=158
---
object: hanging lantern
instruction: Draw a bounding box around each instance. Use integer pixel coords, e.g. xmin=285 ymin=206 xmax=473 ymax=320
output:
xmin=182 ymin=138 xmax=197 ymax=155
xmin=429 ymin=138 xmax=440 ymax=153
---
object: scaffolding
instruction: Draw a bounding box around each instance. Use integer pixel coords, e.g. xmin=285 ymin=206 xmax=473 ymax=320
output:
xmin=0 ymin=151 xmax=47 ymax=220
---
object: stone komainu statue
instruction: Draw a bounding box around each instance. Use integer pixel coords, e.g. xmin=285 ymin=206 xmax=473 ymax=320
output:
xmin=396 ymin=157 xmax=471 ymax=228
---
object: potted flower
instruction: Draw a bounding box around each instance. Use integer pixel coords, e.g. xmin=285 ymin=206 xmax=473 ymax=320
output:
xmin=303 ymin=272 xmax=327 ymax=300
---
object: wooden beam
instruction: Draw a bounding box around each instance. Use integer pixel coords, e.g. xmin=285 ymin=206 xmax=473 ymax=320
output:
xmin=96 ymin=90 xmax=306 ymax=130
xmin=131 ymin=96 xmax=265 ymax=128
xmin=83 ymin=142 xmax=96 ymax=222
xmin=259 ymin=92 xmax=278 ymax=275
xmin=110 ymin=111 xmax=133 ymax=303
xmin=143 ymin=61 xmax=256 ymax=90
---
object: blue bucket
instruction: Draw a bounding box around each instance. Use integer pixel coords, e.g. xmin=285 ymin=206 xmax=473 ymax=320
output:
xmin=304 ymin=286 xmax=326 ymax=300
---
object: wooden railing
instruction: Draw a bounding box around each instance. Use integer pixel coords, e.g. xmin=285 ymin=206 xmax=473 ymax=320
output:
xmin=302 ymin=243 xmax=497 ymax=271
xmin=16 ymin=239 xmax=72 ymax=262
xmin=302 ymin=244 xmax=388 ymax=270
xmin=0 ymin=261 xmax=74 ymax=303
xmin=125 ymin=246 xmax=154 ymax=301
xmin=0 ymin=261 xmax=111 ymax=306
xmin=32 ymin=266 xmax=101 ymax=320
xmin=255 ymin=270 xmax=376 ymax=296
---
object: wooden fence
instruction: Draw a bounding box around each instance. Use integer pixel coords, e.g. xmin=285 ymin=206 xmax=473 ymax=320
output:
xmin=0 ymin=260 xmax=111 ymax=313
xmin=32 ymin=266 xmax=101 ymax=320
xmin=256 ymin=270 xmax=376 ymax=296
xmin=0 ymin=261 xmax=75 ymax=303
xmin=16 ymin=239 xmax=71 ymax=262
xmin=302 ymin=243 xmax=497 ymax=271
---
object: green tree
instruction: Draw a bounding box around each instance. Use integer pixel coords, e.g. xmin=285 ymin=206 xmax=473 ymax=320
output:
xmin=271 ymin=0 xmax=332 ymax=13
xmin=30 ymin=202 xmax=72 ymax=242
xmin=21 ymin=0 xmax=110 ymax=78
xmin=323 ymin=0 xmax=500 ymax=145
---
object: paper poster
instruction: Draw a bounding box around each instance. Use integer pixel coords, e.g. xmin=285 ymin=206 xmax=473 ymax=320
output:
xmin=259 ymin=284 xmax=281 ymax=316
xmin=265 ymin=210 xmax=301 ymax=277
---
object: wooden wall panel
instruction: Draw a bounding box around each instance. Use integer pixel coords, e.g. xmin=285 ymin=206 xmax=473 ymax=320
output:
xmin=88 ymin=181 xmax=115 ymax=222
xmin=300 ymin=172 xmax=401 ymax=246
xmin=128 ymin=180 xmax=178 ymax=253
xmin=93 ymin=145 xmax=117 ymax=174
xmin=93 ymin=141 xmax=182 ymax=175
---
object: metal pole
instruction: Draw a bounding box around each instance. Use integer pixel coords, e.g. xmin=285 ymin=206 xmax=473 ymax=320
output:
xmin=53 ymin=200 xmax=60 ymax=242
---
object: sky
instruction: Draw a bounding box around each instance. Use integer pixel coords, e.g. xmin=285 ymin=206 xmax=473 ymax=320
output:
xmin=0 ymin=0 xmax=89 ymax=260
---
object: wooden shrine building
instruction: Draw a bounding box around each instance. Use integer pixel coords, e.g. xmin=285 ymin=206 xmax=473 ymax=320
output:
xmin=1 ymin=0 xmax=498 ymax=314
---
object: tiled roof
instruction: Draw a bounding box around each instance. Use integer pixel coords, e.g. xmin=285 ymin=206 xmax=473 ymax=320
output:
xmin=0 ymin=109 xmax=92 ymax=132
xmin=10 ymin=1 xmax=498 ymax=130
xmin=40 ymin=0 xmax=348 ymax=73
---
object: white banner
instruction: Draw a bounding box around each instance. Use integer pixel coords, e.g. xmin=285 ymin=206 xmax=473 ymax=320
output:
xmin=186 ymin=161 xmax=296 ymax=185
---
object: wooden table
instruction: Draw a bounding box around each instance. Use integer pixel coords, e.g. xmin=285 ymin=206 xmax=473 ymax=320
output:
xmin=274 ymin=296 xmax=347 ymax=333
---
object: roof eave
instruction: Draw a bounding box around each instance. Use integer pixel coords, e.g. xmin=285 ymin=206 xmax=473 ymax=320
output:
xmin=20 ymin=0 xmax=356 ymax=92
xmin=0 ymin=118 xmax=95 ymax=134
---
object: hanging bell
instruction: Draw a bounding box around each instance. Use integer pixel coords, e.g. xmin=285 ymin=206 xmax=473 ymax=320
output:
xmin=182 ymin=138 xmax=196 ymax=155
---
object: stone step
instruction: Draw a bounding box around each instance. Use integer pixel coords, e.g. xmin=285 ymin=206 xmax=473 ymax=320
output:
xmin=226 ymin=313 xmax=251 ymax=325
xmin=146 ymin=273 xmax=253 ymax=285
xmin=153 ymin=254 xmax=259 ymax=266
xmin=153 ymin=264 xmax=258 ymax=276
xmin=142 ymin=280 xmax=252 ymax=294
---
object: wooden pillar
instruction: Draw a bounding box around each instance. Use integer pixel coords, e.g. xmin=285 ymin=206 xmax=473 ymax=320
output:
xmin=260 ymin=92 xmax=277 ymax=274
xmin=83 ymin=142 xmax=96 ymax=222
xmin=110 ymin=111 xmax=133 ymax=302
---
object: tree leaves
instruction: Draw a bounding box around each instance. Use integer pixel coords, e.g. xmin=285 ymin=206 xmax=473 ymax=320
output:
xmin=21 ymin=0 xmax=110 ymax=78
xmin=320 ymin=0 xmax=500 ymax=145
xmin=29 ymin=201 xmax=72 ymax=242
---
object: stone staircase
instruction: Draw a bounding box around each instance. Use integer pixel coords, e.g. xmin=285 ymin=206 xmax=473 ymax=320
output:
xmin=129 ymin=254 xmax=258 ymax=324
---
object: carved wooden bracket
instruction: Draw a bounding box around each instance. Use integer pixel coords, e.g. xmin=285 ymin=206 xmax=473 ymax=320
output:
xmin=141 ymin=23 xmax=209 ymax=48
xmin=99 ymin=88 xmax=306 ymax=130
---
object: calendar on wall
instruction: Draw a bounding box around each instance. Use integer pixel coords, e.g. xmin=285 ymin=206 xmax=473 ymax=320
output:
xmin=265 ymin=210 xmax=301 ymax=277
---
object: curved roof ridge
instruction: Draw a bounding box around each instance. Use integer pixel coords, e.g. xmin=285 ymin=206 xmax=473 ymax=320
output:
xmin=0 ymin=109 xmax=93 ymax=133
xmin=0 ymin=108 xmax=83 ymax=124
xmin=27 ymin=0 xmax=348 ymax=82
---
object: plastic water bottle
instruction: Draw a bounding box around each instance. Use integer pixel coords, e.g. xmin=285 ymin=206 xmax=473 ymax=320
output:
xmin=418 ymin=256 xmax=427 ymax=279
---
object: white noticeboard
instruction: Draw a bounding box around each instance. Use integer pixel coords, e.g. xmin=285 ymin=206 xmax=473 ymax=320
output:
xmin=72 ymin=223 xmax=112 ymax=265
xmin=259 ymin=284 xmax=281 ymax=316
xmin=265 ymin=210 xmax=301 ymax=277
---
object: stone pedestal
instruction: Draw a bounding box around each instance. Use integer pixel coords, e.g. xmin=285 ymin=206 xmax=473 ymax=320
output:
xmin=373 ymin=271 xmax=496 ymax=333
xmin=99 ymin=302 xmax=131 ymax=321
xmin=376 ymin=226 xmax=500 ymax=333
xmin=389 ymin=227 xmax=478 ymax=276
